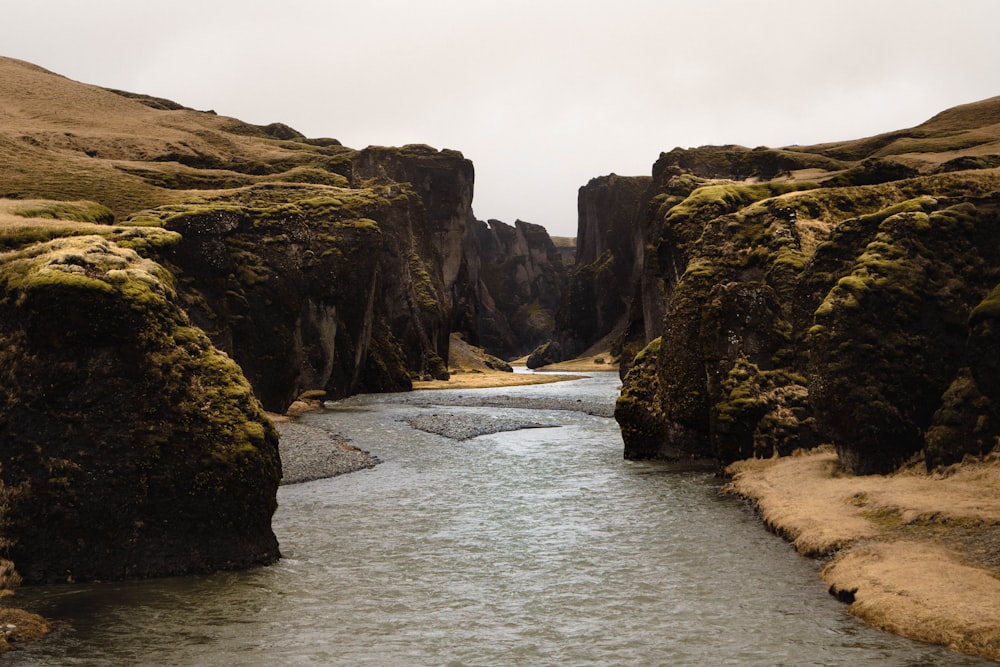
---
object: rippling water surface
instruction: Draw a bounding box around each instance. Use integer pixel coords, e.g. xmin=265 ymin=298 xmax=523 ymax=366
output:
xmin=9 ymin=373 xmax=990 ymax=665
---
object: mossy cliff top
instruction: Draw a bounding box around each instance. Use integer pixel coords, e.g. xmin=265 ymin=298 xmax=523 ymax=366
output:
xmin=0 ymin=235 xmax=281 ymax=583
xmin=653 ymin=96 xmax=1000 ymax=182
xmin=617 ymin=145 xmax=1000 ymax=474
xmin=0 ymin=198 xmax=182 ymax=253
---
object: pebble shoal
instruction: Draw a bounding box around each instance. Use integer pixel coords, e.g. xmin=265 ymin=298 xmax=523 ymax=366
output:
xmin=277 ymin=392 xmax=617 ymax=485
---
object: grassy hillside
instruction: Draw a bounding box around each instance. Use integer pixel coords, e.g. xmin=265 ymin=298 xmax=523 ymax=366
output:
xmin=0 ymin=56 xmax=354 ymax=220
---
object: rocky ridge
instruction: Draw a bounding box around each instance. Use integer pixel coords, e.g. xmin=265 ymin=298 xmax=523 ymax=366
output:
xmin=602 ymin=97 xmax=1000 ymax=475
xmin=0 ymin=56 xmax=567 ymax=589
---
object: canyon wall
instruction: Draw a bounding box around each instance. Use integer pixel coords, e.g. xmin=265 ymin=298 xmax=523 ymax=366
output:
xmin=0 ymin=233 xmax=281 ymax=583
xmin=0 ymin=56 xmax=573 ymax=584
xmin=530 ymin=174 xmax=655 ymax=367
xmin=611 ymin=99 xmax=1000 ymax=474
xmin=452 ymin=217 xmax=569 ymax=359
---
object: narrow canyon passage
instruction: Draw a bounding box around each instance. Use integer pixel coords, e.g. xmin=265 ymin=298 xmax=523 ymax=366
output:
xmin=13 ymin=374 xmax=989 ymax=665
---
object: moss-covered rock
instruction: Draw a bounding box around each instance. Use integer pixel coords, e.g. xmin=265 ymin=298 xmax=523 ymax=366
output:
xmin=615 ymin=139 xmax=1000 ymax=473
xmin=0 ymin=236 xmax=281 ymax=583
xmin=925 ymin=283 xmax=1000 ymax=468
xmin=526 ymin=340 xmax=561 ymax=369
xmin=130 ymin=181 xmax=456 ymax=411
xmin=809 ymin=201 xmax=1000 ymax=473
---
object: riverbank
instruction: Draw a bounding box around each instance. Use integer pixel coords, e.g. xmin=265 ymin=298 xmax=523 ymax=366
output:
xmin=412 ymin=369 xmax=584 ymax=390
xmin=724 ymin=446 xmax=1000 ymax=662
xmin=275 ymin=368 xmax=592 ymax=483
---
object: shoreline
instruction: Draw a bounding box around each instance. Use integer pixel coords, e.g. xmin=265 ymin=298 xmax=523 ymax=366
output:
xmin=412 ymin=369 xmax=588 ymax=390
xmin=724 ymin=446 xmax=1000 ymax=662
xmin=275 ymin=368 xmax=597 ymax=484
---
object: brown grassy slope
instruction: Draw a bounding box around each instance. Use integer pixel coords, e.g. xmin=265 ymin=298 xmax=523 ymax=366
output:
xmin=794 ymin=96 xmax=1000 ymax=168
xmin=725 ymin=448 xmax=1000 ymax=661
xmin=0 ymin=57 xmax=352 ymax=219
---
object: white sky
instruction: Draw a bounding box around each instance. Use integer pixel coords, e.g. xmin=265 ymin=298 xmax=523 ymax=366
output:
xmin=5 ymin=0 xmax=1000 ymax=237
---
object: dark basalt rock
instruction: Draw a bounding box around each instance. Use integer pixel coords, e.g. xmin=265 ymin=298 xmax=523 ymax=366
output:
xmin=548 ymin=174 xmax=655 ymax=363
xmin=0 ymin=236 xmax=281 ymax=583
xmin=453 ymin=218 xmax=569 ymax=360
xmin=149 ymin=145 xmax=479 ymax=413
xmin=612 ymin=130 xmax=1000 ymax=473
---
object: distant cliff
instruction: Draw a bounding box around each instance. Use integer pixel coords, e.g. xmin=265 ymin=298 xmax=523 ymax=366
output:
xmin=611 ymin=97 xmax=1000 ymax=474
xmin=453 ymin=218 xmax=569 ymax=359
xmin=533 ymin=174 xmax=655 ymax=368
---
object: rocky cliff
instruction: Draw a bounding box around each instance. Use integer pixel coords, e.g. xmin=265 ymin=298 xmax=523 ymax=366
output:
xmin=0 ymin=231 xmax=281 ymax=583
xmin=614 ymin=97 xmax=1000 ymax=474
xmin=0 ymin=57 xmax=482 ymax=414
xmin=145 ymin=144 xmax=475 ymax=413
xmin=0 ymin=57 xmax=493 ymax=583
xmin=536 ymin=174 xmax=656 ymax=367
xmin=452 ymin=218 xmax=569 ymax=359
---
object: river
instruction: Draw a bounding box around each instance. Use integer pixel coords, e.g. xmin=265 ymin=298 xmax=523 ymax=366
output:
xmin=7 ymin=373 xmax=990 ymax=665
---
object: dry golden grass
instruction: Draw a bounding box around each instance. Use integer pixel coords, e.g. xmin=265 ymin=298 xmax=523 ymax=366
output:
xmin=414 ymin=371 xmax=584 ymax=390
xmin=725 ymin=447 xmax=1000 ymax=661
xmin=0 ymin=57 xmax=346 ymax=221
xmin=823 ymin=541 xmax=1000 ymax=660
xmin=0 ymin=607 xmax=51 ymax=652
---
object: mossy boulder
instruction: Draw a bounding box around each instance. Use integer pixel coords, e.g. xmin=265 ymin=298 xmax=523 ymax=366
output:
xmin=0 ymin=236 xmax=281 ymax=583
xmin=526 ymin=340 xmax=561 ymax=369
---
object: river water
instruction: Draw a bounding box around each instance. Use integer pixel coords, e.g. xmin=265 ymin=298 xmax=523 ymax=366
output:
xmin=7 ymin=373 xmax=990 ymax=665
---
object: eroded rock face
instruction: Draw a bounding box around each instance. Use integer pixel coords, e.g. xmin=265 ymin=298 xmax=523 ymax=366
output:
xmin=549 ymin=174 xmax=654 ymax=361
xmin=808 ymin=200 xmax=1000 ymax=473
xmin=151 ymin=158 xmax=476 ymax=412
xmin=453 ymin=218 xmax=569 ymax=359
xmin=154 ymin=186 xmax=412 ymax=412
xmin=0 ymin=236 xmax=281 ymax=583
xmin=613 ymin=143 xmax=1000 ymax=473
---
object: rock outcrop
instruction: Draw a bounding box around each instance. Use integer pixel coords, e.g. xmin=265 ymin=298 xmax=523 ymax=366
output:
xmin=453 ymin=218 xmax=569 ymax=359
xmin=611 ymin=97 xmax=1000 ymax=474
xmin=543 ymin=174 xmax=654 ymax=365
xmin=0 ymin=235 xmax=281 ymax=583
xmin=150 ymin=145 xmax=475 ymax=413
xmin=0 ymin=57 xmax=563 ymax=588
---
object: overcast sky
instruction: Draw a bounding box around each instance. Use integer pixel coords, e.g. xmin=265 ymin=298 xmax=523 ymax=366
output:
xmin=6 ymin=1 xmax=1000 ymax=237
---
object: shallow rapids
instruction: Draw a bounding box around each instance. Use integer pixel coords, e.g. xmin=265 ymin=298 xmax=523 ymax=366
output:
xmin=10 ymin=373 xmax=990 ymax=665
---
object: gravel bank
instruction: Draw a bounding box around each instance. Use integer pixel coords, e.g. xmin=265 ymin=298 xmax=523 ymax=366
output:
xmin=386 ymin=393 xmax=616 ymax=419
xmin=403 ymin=413 xmax=556 ymax=440
xmin=276 ymin=420 xmax=380 ymax=485
xmin=276 ymin=381 xmax=618 ymax=484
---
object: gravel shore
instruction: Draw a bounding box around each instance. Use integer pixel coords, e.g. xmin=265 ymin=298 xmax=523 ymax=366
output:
xmin=403 ymin=413 xmax=556 ymax=440
xmin=276 ymin=420 xmax=380 ymax=485
xmin=276 ymin=375 xmax=618 ymax=484
xmin=384 ymin=392 xmax=616 ymax=418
